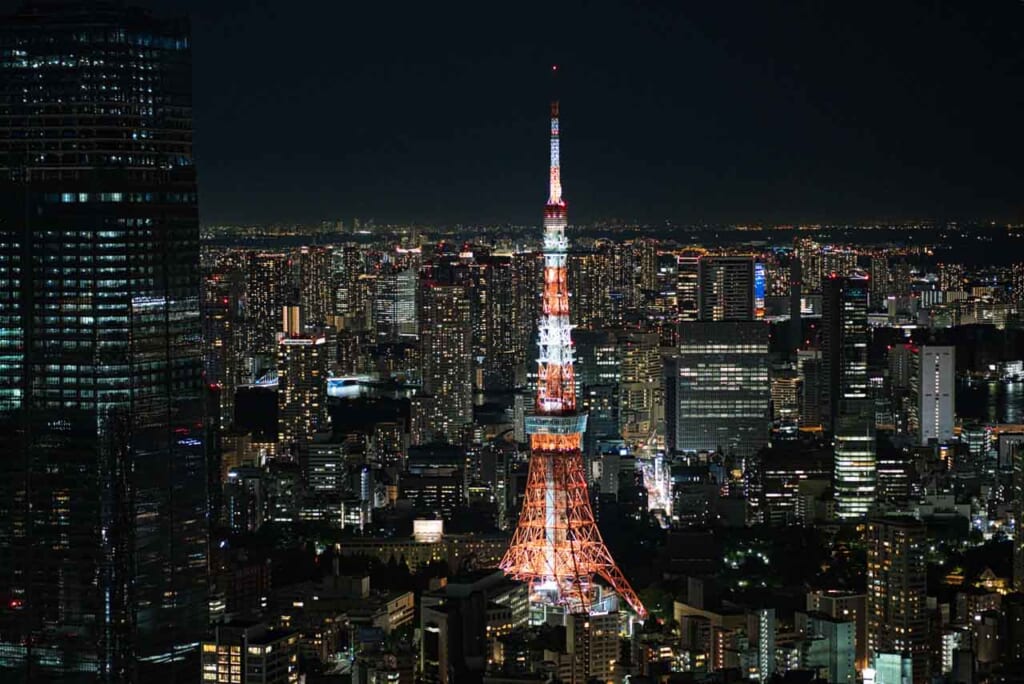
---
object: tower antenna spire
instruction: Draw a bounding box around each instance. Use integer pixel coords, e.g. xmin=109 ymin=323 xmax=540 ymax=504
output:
xmin=549 ymin=65 xmax=562 ymax=206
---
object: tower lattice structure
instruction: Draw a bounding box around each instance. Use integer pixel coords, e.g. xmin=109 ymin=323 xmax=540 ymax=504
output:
xmin=500 ymin=92 xmax=647 ymax=619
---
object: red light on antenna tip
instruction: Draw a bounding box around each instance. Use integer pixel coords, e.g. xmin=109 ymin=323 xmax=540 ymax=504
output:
xmin=552 ymin=65 xmax=558 ymax=71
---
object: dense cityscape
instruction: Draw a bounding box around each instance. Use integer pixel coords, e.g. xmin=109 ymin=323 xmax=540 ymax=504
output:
xmin=2 ymin=2 xmax=1024 ymax=684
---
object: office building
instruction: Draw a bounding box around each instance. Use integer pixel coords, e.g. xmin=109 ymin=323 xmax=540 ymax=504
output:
xmin=200 ymin=622 xmax=299 ymax=684
xmin=674 ymin=321 xmax=770 ymax=458
xmin=676 ymin=251 xmax=701 ymax=321
xmin=699 ymin=255 xmax=755 ymax=321
xmin=917 ymin=345 xmax=954 ymax=446
xmin=373 ymin=266 xmax=418 ymax=341
xmin=0 ymin=3 xmax=208 ymax=678
xmin=823 ymin=273 xmax=876 ymax=518
xmin=866 ymin=517 xmax=928 ymax=684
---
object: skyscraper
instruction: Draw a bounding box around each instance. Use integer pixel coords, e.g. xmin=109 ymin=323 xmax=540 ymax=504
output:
xmin=277 ymin=326 xmax=329 ymax=453
xmin=569 ymin=248 xmax=614 ymax=330
xmin=0 ymin=2 xmax=207 ymax=679
xmin=676 ymin=251 xmax=701 ymax=322
xmin=477 ymin=254 xmax=517 ymax=390
xmin=866 ymin=517 xmax=928 ymax=684
xmin=245 ymin=252 xmax=291 ymax=357
xmin=674 ymin=321 xmax=770 ymax=458
xmin=298 ymin=246 xmax=333 ymax=327
xmin=419 ymin=281 xmax=472 ymax=443
xmin=372 ymin=266 xmax=418 ymax=341
xmin=917 ymin=346 xmax=954 ymax=446
xmin=698 ymin=255 xmax=755 ymax=321
xmin=822 ymin=273 xmax=876 ymax=519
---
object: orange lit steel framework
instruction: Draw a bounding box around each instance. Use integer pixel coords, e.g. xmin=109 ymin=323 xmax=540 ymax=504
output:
xmin=500 ymin=91 xmax=647 ymax=619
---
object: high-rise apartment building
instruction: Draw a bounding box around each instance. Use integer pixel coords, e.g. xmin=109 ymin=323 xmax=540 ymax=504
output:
xmin=569 ymin=249 xmax=614 ymax=330
xmin=822 ymin=273 xmax=876 ymax=518
xmin=277 ymin=329 xmax=329 ymax=452
xmin=204 ymin=254 xmax=246 ymax=428
xmin=332 ymin=245 xmax=367 ymax=320
xmin=419 ymin=282 xmax=472 ymax=443
xmin=245 ymin=252 xmax=291 ymax=356
xmin=510 ymin=251 xmax=541 ymax=379
xmin=795 ymin=238 xmax=823 ymax=294
xmin=476 ymin=254 xmax=516 ymax=390
xmin=917 ymin=346 xmax=954 ymax=446
xmin=0 ymin=2 xmax=207 ymax=678
xmin=698 ymin=256 xmax=754 ymax=321
xmin=674 ymin=321 xmax=770 ymax=458
xmin=866 ymin=517 xmax=928 ymax=684
xmin=298 ymin=246 xmax=333 ymax=327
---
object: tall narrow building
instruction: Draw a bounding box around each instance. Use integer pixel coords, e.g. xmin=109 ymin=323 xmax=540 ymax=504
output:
xmin=419 ymin=281 xmax=472 ymax=443
xmin=866 ymin=517 xmax=929 ymax=684
xmin=917 ymin=346 xmax=954 ymax=446
xmin=0 ymin=2 xmax=207 ymax=679
xmin=245 ymin=252 xmax=291 ymax=357
xmin=822 ymin=272 xmax=876 ymax=519
xmin=277 ymin=322 xmax=329 ymax=453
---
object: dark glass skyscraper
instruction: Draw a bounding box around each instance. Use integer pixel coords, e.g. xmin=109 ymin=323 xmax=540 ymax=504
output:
xmin=0 ymin=2 xmax=206 ymax=680
xmin=822 ymin=272 xmax=876 ymax=518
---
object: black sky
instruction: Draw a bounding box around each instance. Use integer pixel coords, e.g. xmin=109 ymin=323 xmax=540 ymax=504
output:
xmin=15 ymin=0 xmax=1024 ymax=225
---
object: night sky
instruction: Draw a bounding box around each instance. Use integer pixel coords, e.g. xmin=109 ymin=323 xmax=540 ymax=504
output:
xmin=10 ymin=0 xmax=1024 ymax=225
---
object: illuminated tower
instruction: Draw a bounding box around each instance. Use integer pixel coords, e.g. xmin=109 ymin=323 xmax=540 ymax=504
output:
xmin=500 ymin=88 xmax=646 ymax=619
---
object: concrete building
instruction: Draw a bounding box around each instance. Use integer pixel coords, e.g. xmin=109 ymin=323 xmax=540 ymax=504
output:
xmin=917 ymin=345 xmax=955 ymax=446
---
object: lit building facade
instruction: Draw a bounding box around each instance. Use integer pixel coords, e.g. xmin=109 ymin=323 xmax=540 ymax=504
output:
xmin=245 ymin=252 xmax=291 ymax=359
xmin=674 ymin=321 xmax=770 ymax=458
xmin=917 ymin=345 xmax=954 ymax=446
xmin=866 ymin=517 xmax=928 ymax=684
xmin=823 ymin=273 xmax=876 ymax=518
xmin=200 ymin=623 xmax=299 ymax=684
xmin=698 ymin=256 xmax=755 ymax=321
xmin=0 ymin=2 xmax=208 ymax=678
xmin=419 ymin=282 xmax=472 ymax=443
xmin=277 ymin=333 xmax=329 ymax=451
xmin=298 ymin=246 xmax=333 ymax=327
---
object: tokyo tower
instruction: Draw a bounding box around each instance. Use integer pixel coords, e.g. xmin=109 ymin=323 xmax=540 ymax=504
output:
xmin=500 ymin=84 xmax=647 ymax=619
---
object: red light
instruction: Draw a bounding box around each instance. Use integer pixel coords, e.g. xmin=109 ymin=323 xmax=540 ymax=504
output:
xmin=9 ymin=599 xmax=22 ymax=609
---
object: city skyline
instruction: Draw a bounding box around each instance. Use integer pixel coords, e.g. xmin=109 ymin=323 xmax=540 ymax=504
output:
xmin=3 ymin=1 xmax=1024 ymax=683
xmin=1 ymin=0 xmax=1018 ymax=226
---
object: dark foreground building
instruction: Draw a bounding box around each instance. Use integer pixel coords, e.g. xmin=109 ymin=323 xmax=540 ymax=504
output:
xmin=0 ymin=2 xmax=207 ymax=681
